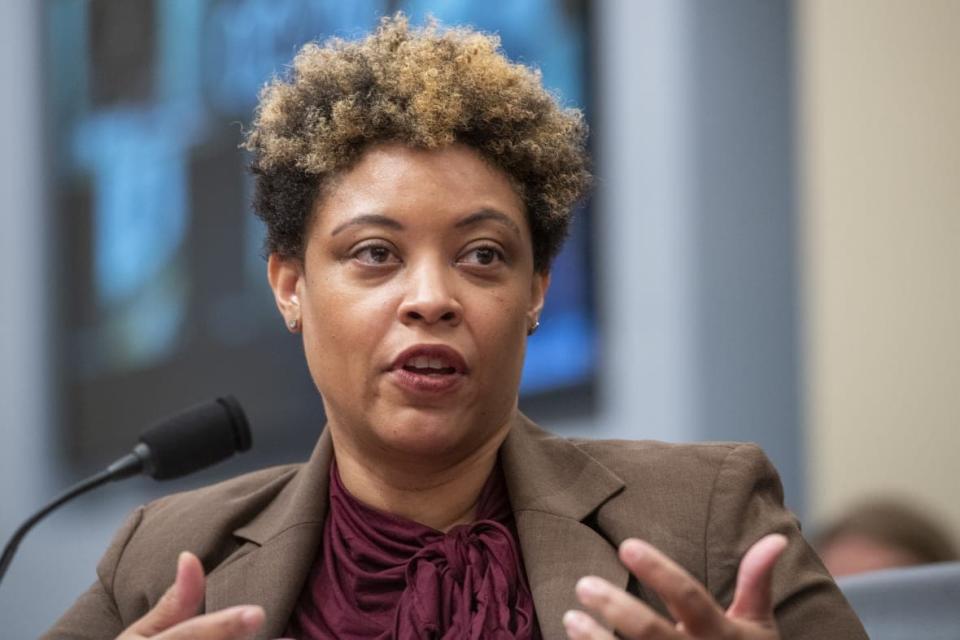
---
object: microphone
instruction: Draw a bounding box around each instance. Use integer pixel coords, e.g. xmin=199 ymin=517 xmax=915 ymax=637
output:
xmin=0 ymin=396 xmax=252 ymax=588
xmin=108 ymin=395 xmax=253 ymax=481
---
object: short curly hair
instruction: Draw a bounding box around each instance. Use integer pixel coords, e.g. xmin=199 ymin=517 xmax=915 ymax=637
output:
xmin=243 ymin=14 xmax=590 ymax=272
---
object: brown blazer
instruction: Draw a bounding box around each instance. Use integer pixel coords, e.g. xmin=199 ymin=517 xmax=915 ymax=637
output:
xmin=44 ymin=415 xmax=866 ymax=639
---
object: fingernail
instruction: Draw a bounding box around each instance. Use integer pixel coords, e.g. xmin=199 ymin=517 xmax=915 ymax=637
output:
xmin=174 ymin=552 xmax=189 ymax=587
xmin=576 ymin=576 xmax=604 ymax=598
xmin=620 ymin=538 xmax=647 ymax=560
xmin=240 ymin=606 xmax=264 ymax=629
xmin=563 ymin=609 xmax=591 ymax=633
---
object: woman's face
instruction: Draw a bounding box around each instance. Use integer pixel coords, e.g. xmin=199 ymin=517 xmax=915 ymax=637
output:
xmin=269 ymin=143 xmax=548 ymax=465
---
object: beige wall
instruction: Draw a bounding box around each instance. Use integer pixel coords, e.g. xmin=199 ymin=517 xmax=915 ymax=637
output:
xmin=798 ymin=0 xmax=960 ymax=539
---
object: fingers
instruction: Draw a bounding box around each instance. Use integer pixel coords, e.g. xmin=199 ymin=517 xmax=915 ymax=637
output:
xmin=570 ymin=577 xmax=681 ymax=639
xmin=125 ymin=552 xmax=206 ymax=636
xmin=116 ymin=551 xmax=266 ymax=640
xmin=618 ymin=539 xmax=725 ymax=636
xmin=570 ymin=536 xmax=787 ymax=639
xmin=726 ymin=533 xmax=788 ymax=624
xmin=152 ymin=605 xmax=264 ymax=640
xmin=562 ymin=609 xmax=617 ymax=639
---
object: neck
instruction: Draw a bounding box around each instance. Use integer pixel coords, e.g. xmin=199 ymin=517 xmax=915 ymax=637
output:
xmin=330 ymin=420 xmax=513 ymax=532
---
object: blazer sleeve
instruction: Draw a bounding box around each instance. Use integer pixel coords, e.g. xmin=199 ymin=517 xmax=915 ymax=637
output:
xmin=705 ymin=444 xmax=867 ymax=639
xmin=40 ymin=507 xmax=145 ymax=640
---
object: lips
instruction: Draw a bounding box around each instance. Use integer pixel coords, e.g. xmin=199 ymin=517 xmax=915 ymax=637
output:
xmin=388 ymin=344 xmax=468 ymax=395
xmin=390 ymin=344 xmax=468 ymax=374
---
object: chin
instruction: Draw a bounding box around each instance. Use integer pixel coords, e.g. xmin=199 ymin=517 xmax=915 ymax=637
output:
xmin=375 ymin=405 xmax=494 ymax=460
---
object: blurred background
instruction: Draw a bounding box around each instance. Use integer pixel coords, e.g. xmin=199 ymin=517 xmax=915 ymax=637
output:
xmin=1 ymin=0 xmax=957 ymax=635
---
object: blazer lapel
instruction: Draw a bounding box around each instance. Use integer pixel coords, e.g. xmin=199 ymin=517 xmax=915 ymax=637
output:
xmin=205 ymin=416 xmax=628 ymax=639
xmin=206 ymin=430 xmax=333 ymax=640
xmin=502 ymin=415 xmax=629 ymax=639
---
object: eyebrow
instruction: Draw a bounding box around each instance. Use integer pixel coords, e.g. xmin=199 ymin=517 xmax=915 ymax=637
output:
xmin=330 ymin=214 xmax=404 ymax=236
xmin=329 ymin=208 xmax=522 ymax=237
xmin=454 ymin=208 xmax=522 ymax=238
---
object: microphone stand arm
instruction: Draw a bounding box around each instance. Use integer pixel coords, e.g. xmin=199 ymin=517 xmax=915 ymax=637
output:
xmin=0 ymin=447 xmax=147 ymax=589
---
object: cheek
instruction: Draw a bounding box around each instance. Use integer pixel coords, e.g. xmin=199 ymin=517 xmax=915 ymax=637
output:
xmin=470 ymin=288 xmax=529 ymax=368
xmin=300 ymin=284 xmax=396 ymax=386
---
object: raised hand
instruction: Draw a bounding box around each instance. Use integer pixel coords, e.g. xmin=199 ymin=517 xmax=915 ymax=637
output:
xmin=116 ymin=551 xmax=265 ymax=640
xmin=563 ymin=533 xmax=788 ymax=639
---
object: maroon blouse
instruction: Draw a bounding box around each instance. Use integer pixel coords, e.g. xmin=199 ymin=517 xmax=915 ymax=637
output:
xmin=285 ymin=460 xmax=541 ymax=639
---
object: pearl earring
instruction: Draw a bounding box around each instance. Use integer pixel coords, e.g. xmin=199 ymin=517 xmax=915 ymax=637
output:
xmin=287 ymin=295 xmax=301 ymax=331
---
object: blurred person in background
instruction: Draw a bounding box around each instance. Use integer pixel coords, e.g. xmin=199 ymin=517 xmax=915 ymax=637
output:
xmin=815 ymin=499 xmax=959 ymax=578
xmin=43 ymin=16 xmax=866 ymax=640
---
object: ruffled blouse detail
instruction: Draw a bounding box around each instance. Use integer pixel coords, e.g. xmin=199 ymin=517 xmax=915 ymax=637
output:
xmin=286 ymin=459 xmax=541 ymax=639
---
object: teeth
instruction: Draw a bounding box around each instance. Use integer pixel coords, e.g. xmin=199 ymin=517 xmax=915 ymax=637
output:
xmin=406 ymin=355 xmax=452 ymax=370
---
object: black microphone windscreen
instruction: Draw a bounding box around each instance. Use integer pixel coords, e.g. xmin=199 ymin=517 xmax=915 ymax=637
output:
xmin=137 ymin=396 xmax=252 ymax=480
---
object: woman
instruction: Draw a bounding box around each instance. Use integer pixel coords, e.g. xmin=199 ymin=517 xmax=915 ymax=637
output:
xmin=45 ymin=16 xmax=866 ymax=640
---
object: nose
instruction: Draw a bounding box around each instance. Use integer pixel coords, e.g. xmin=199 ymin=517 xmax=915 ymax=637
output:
xmin=397 ymin=260 xmax=463 ymax=328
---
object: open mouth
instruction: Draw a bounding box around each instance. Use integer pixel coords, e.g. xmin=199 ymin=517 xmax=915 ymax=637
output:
xmin=389 ymin=345 xmax=468 ymax=394
xmin=391 ymin=345 xmax=468 ymax=375
xmin=402 ymin=356 xmax=458 ymax=376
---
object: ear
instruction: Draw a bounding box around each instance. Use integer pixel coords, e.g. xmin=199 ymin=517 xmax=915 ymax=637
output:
xmin=528 ymin=270 xmax=551 ymax=324
xmin=267 ymin=253 xmax=303 ymax=331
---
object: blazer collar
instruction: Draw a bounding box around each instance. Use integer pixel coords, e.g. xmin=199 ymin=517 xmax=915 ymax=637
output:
xmin=206 ymin=414 xmax=628 ymax=639
xmin=502 ymin=414 xmax=629 ymax=639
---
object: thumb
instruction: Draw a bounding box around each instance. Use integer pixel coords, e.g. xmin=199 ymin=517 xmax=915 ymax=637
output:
xmin=126 ymin=551 xmax=206 ymax=636
xmin=726 ymin=534 xmax=788 ymax=624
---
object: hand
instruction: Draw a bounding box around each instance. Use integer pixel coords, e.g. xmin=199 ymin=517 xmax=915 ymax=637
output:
xmin=563 ymin=533 xmax=788 ymax=639
xmin=116 ymin=551 xmax=265 ymax=640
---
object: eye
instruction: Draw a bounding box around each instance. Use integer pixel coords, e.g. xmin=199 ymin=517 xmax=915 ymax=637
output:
xmin=459 ymin=245 xmax=505 ymax=267
xmin=352 ymin=243 xmax=400 ymax=266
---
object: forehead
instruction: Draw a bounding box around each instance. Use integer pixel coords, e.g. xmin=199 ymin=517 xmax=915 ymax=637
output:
xmin=312 ymin=143 xmax=527 ymax=231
